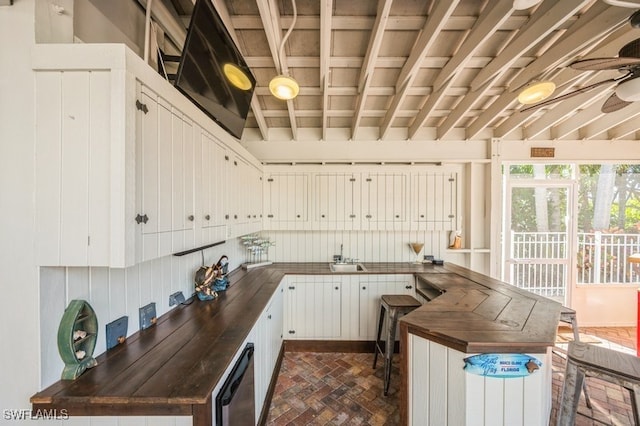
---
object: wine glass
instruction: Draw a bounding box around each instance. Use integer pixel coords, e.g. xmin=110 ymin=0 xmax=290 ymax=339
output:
xmin=409 ymin=242 xmax=424 ymax=264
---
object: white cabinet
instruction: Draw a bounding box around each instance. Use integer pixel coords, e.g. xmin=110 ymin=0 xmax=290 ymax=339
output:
xmin=412 ymin=170 xmax=459 ymax=230
xmin=136 ymin=86 xmax=197 ymax=262
xmin=264 ymin=174 xmax=309 ymax=230
xmin=227 ymin=155 xmax=263 ymax=238
xmin=358 ymin=275 xmax=415 ymax=339
xmin=197 ymin=130 xmax=227 ymax=245
xmin=362 ymin=173 xmax=407 ymax=230
xmin=283 ymin=276 xmax=342 ymax=338
xmin=33 ymin=44 xmax=263 ymax=267
xmin=253 ymin=284 xmax=283 ymax=422
xmin=315 ymin=173 xmax=360 ymax=230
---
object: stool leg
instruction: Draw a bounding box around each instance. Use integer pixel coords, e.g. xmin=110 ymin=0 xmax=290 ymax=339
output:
xmin=569 ymin=315 xmax=592 ymax=409
xmin=557 ymin=360 xmax=585 ymax=426
xmin=630 ymin=385 xmax=640 ymax=425
xmin=373 ymin=304 xmax=385 ymax=369
xmin=384 ymin=307 xmax=399 ymax=396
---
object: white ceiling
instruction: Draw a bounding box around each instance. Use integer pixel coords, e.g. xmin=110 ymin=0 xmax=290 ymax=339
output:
xmin=166 ymin=0 xmax=640 ymax=142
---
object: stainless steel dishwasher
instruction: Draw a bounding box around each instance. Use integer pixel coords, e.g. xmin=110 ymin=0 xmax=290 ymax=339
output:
xmin=215 ymin=343 xmax=255 ymax=425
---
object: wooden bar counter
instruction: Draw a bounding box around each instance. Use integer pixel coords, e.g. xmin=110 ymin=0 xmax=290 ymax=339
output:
xmin=401 ymin=262 xmax=562 ymax=426
xmin=31 ymin=262 xmax=561 ymax=426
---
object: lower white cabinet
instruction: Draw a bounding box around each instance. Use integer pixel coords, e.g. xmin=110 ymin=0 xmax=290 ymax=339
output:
xmin=358 ymin=275 xmax=415 ymax=339
xmin=253 ymin=283 xmax=283 ymax=422
xmin=283 ymin=276 xmax=342 ymax=338
xmin=282 ymin=274 xmax=416 ymax=340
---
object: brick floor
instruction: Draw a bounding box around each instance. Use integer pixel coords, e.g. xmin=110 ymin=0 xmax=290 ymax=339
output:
xmin=267 ymin=327 xmax=637 ymax=425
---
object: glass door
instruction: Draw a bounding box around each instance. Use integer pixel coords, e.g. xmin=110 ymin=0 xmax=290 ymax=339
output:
xmin=504 ymin=181 xmax=574 ymax=305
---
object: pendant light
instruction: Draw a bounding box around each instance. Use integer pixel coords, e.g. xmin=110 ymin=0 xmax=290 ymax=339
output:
xmin=517 ymin=80 xmax=556 ymax=105
xmin=269 ymin=0 xmax=299 ymax=100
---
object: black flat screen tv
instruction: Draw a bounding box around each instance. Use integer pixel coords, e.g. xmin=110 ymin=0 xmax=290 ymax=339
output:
xmin=174 ymin=0 xmax=256 ymax=139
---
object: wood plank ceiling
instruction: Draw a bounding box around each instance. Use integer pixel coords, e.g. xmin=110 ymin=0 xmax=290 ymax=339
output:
xmin=166 ymin=0 xmax=640 ymax=142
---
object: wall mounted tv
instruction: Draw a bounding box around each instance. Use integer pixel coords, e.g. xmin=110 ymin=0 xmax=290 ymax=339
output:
xmin=174 ymin=0 xmax=256 ymax=140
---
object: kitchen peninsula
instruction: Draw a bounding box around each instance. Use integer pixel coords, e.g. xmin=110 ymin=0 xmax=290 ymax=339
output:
xmin=31 ymin=262 xmax=561 ymax=426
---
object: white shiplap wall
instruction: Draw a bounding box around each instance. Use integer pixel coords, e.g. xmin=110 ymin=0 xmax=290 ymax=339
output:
xmin=39 ymin=238 xmax=247 ymax=390
xmin=263 ymin=230 xmax=452 ymax=263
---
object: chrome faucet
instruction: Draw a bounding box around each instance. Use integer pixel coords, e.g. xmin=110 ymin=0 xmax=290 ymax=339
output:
xmin=334 ymin=244 xmax=345 ymax=264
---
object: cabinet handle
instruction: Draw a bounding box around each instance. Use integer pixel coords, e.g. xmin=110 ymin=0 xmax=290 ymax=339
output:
xmin=288 ymin=286 xmax=295 ymax=290
xmin=188 ymin=215 xmax=194 ymax=221
xmin=268 ymin=314 xmax=272 ymax=320
xmin=297 ymin=214 xmax=300 ymax=218
xmin=366 ymin=215 xmax=372 ymax=219
xmin=366 ymin=178 xmax=372 ymax=182
xmin=395 ymin=215 xmax=400 ymax=218
xmin=135 ymin=100 xmax=148 ymax=114
xmin=225 ymin=214 xmax=229 ymax=219
xmin=267 ymin=214 xmax=274 ymax=218
xmin=135 ymin=214 xmax=149 ymax=224
xmin=448 ymin=214 xmax=455 ymax=218
xmin=350 ymin=214 xmax=356 ymax=218
xmin=205 ymin=214 xmax=211 ymax=220
xmin=321 ymin=214 xmax=325 ymax=218
xmin=234 ymin=214 xmax=238 ymax=219
xmin=362 ymin=286 xmax=366 ymax=290
xmin=288 ymin=330 xmax=296 ymax=334
xmin=247 ymin=215 xmax=251 ymax=219
xmin=335 ymin=286 xmax=339 ymax=290
xmin=420 ymin=214 xmax=425 ymax=218
xmin=405 ymin=285 xmax=413 ymax=289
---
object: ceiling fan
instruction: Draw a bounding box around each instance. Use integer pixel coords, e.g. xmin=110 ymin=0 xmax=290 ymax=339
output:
xmin=521 ymin=37 xmax=640 ymax=113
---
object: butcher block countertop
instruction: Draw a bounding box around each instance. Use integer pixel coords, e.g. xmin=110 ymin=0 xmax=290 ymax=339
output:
xmin=31 ymin=262 xmax=561 ymax=424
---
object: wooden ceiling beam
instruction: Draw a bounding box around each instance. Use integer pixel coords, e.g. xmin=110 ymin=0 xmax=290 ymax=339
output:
xmin=508 ymin=3 xmax=629 ymax=92
xmin=496 ymin=27 xmax=640 ymax=138
xmin=582 ymin=101 xmax=640 ymax=139
xmin=467 ymin=2 xmax=625 ymax=140
xmin=408 ymin=0 xmax=513 ymax=139
xmin=470 ymin=0 xmax=591 ymax=91
xmin=320 ymin=0 xmax=333 ymax=141
xmin=379 ymin=0 xmax=460 ymax=140
xmin=351 ymin=0 xmax=394 ymax=140
xmin=551 ymin=101 xmax=605 ymax=139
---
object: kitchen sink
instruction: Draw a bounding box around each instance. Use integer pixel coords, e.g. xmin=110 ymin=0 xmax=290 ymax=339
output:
xmin=329 ymin=263 xmax=367 ymax=273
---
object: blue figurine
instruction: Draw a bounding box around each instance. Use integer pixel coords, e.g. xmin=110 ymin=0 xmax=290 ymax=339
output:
xmin=212 ymin=255 xmax=229 ymax=292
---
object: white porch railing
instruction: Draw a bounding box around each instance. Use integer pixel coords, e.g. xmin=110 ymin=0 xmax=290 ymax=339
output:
xmin=510 ymin=231 xmax=640 ymax=297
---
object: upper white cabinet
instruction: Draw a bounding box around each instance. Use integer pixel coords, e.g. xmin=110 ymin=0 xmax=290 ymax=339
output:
xmin=315 ymin=173 xmax=360 ymax=230
xmin=362 ymin=173 xmax=407 ymax=230
xmin=411 ymin=170 xmax=459 ymax=230
xmin=264 ymin=173 xmax=309 ymax=230
xmin=33 ymin=44 xmax=263 ymax=267
xmin=262 ymin=166 xmax=460 ymax=232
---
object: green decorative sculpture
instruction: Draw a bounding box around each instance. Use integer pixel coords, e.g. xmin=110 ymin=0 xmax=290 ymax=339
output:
xmin=57 ymin=300 xmax=98 ymax=380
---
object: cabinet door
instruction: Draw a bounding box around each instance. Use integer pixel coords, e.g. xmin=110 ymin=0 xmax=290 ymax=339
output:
xmin=264 ymin=174 xmax=309 ymax=229
xmin=412 ymin=171 xmax=458 ymax=230
xmin=315 ymin=173 xmax=360 ymax=230
xmin=363 ymin=173 xmax=407 ymax=230
xmin=199 ymin=132 xmax=226 ymax=244
xmin=284 ymin=279 xmax=341 ymax=338
xmin=358 ymin=276 xmax=415 ymax=339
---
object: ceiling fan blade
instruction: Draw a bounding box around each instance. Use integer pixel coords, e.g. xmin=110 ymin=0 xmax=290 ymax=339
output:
xmin=520 ymin=78 xmax=618 ymax=113
xmin=601 ymin=93 xmax=632 ymax=113
xmin=570 ymin=57 xmax=640 ymax=71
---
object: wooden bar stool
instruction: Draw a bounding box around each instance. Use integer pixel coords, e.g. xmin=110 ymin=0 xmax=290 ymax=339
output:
xmin=373 ymin=294 xmax=421 ymax=396
xmin=558 ymin=306 xmax=591 ymax=409
xmin=557 ymin=341 xmax=640 ymax=426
